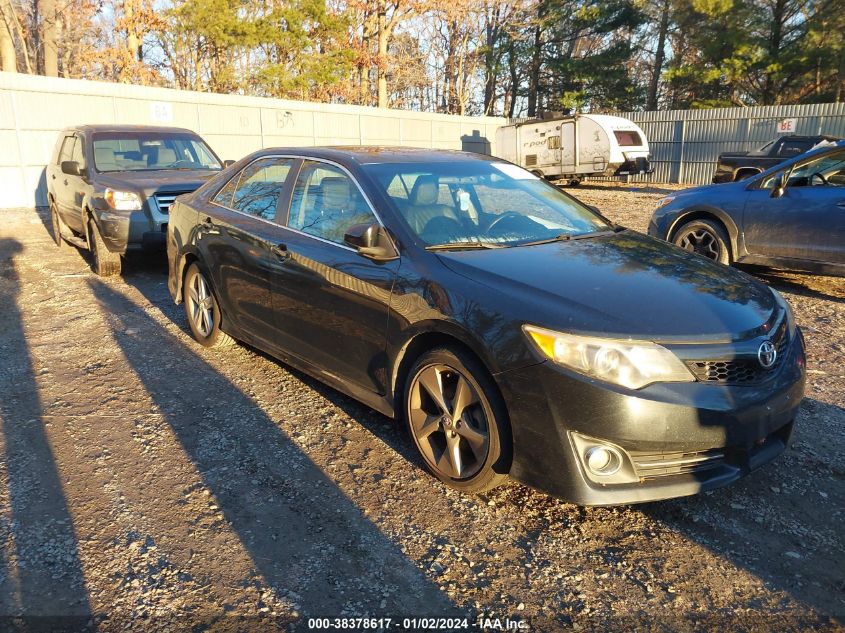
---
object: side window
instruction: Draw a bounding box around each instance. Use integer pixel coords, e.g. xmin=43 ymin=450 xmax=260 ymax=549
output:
xmin=547 ymin=136 xmax=560 ymax=150
xmin=287 ymin=161 xmax=377 ymax=244
xmin=212 ymin=174 xmax=240 ymax=208
xmin=58 ymin=136 xmax=75 ymax=164
xmin=230 ymin=157 xmax=294 ymax=221
xmin=787 ymin=150 xmax=845 ymax=188
xmin=71 ymin=136 xmax=86 ymax=168
xmin=779 ymin=140 xmax=810 ymax=156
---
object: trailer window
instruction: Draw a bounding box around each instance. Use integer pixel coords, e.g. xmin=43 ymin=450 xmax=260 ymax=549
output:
xmin=613 ymin=131 xmax=642 ymax=147
xmin=547 ymin=136 xmax=560 ymax=150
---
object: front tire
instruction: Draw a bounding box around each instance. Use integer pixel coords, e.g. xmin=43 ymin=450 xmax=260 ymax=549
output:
xmin=403 ymin=346 xmax=510 ymax=493
xmin=88 ymin=217 xmax=122 ymax=276
xmin=672 ymin=219 xmax=731 ymax=265
xmin=183 ymin=262 xmax=236 ymax=349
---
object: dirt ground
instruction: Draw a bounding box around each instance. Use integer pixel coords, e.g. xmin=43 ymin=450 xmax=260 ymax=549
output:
xmin=0 ymin=182 xmax=843 ymax=632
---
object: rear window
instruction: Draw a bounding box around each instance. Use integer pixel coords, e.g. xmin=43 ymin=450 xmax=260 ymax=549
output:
xmin=613 ymin=130 xmax=642 ymax=147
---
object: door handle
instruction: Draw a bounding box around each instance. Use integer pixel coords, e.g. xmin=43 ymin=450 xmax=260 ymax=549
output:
xmin=837 ymin=201 xmax=845 ymax=208
xmin=51 ymin=174 xmax=56 ymax=180
xmin=270 ymin=243 xmax=289 ymax=258
xmin=63 ymin=179 xmax=68 ymax=186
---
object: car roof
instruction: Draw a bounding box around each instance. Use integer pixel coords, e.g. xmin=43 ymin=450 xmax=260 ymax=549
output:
xmin=66 ymin=124 xmax=200 ymax=135
xmin=252 ymin=146 xmax=496 ymax=165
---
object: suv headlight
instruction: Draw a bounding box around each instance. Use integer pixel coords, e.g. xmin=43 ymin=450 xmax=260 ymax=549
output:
xmin=104 ymin=188 xmax=142 ymax=211
xmin=523 ymin=325 xmax=694 ymax=390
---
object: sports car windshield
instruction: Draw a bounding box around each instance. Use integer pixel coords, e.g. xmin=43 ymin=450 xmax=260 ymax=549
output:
xmin=92 ymin=132 xmax=222 ymax=172
xmin=364 ymin=161 xmax=610 ymax=248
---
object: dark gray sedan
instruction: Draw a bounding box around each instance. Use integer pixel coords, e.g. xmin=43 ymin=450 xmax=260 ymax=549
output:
xmin=166 ymin=146 xmax=805 ymax=506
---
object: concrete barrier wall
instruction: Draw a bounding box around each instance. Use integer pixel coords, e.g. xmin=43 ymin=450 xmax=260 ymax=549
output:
xmin=0 ymin=72 xmax=505 ymax=209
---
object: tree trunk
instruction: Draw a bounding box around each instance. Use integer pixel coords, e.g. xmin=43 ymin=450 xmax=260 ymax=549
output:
xmin=125 ymin=0 xmax=141 ymax=63
xmin=0 ymin=0 xmax=15 ymax=72
xmin=763 ymin=0 xmax=786 ymax=104
xmin=38 ymin=0 xmax=57 ymax=76
xmin=646 ymin=0 xmax=670 ymax=111
xmin=527 ymin=3 xmax=545 ymax=117
xmin=507 ymin=37 xmax=518 ymax=118
xmin=377 ymin=1 xmax=387 ymax=108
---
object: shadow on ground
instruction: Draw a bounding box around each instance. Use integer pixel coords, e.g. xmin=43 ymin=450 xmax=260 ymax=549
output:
xmin=87 ymin=276 xmax=459 ymax=629
xmin=0 ymin=238 xmax=94 ymax=631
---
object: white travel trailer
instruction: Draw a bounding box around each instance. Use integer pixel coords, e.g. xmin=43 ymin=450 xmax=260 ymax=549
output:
xmin=495 ymin=114 xmax=652 ymax=184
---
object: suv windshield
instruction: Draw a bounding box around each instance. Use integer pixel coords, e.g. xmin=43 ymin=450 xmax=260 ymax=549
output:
xmin=92 ymin=132 xmax=222 ymax=173
xmin=364 ymin=161 xmax=610 ymax=248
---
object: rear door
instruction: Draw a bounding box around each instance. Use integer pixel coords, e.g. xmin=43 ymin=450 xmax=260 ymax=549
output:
xmin=271 ymin=159 xmax=399 ymax=394
xmin=196 ymin=156 xmax=297 ymax=346
xmin=743 ymin=149 xmax=845 ymax=263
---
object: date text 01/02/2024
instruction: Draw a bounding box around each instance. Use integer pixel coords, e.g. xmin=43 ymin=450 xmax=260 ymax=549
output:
xmin=306 ymin=616 xmax=530 ymax=630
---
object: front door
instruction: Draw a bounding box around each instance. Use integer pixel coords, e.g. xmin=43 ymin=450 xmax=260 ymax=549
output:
xmin=197 ymin=156 xmax=296 ymax=346
xmin=272 ymin=160 xmax=399 ymax=394
xmin=52 ymin=135 xmax=80 ymax=228
xmin=743 ymin=149 xmax=845 ymax=263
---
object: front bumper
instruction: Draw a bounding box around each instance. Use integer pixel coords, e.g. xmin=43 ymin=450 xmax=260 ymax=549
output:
xmin=95 ymin=202 xmax=168 ymax=254
xmin=615 ymin=155 xmax=653 ymax=176
xmin=497 ymin=329 xmax=806 ymax=505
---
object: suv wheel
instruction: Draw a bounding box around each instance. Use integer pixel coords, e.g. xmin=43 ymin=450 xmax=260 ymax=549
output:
xmin=88 ymin=217 xmax=122 ymax=276
xmin=672 ymin=219 xmax=731 ymax=265
xmin=404 ymin=346 xmax=511 ymax=493
xmin=183 ymin=262 xmax=236 ymax=349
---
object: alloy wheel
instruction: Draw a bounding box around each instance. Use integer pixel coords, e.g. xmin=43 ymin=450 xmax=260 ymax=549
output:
xmin=187 ymin=272 xmax=215 ymax=338
xmin=677 ymin=228 xmax=720 ymax=260
xmin=407 ymin=364 xmax=490 ymax=479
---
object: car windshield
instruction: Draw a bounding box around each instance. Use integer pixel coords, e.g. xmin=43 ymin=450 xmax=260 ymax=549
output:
xmin=92 ymin=132 xmax=222 ymax=172
xmin=363 ymin=161 xmax=611 ymax=248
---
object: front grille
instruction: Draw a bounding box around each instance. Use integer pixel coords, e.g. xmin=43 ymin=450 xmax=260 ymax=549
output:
xmin=631 ymin=448 xmax=725 ymax=479
xmin=686 ymin=318 xmax=789 ymax=385
xmin=153 ymin=191 xmax=192 ymax=214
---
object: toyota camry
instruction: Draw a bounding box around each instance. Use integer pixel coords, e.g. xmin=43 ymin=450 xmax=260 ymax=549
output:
xmin=166 ymin=147 xmax=806 ymax=505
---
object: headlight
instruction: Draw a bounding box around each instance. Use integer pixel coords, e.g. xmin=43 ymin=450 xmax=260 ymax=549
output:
xmin=655 ymin=195 xmax=676 ymax=210
xmin=523 ymin=325 xmax=694 ymax=389
xmin=104 ymin=188 xmax=142 ymax=211
xmin=771 ymin=287 xmax=796 ymax=334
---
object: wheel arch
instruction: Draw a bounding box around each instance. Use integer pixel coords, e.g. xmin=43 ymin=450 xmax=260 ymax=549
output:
xmin=390 ymin=325 xmax=503 ymax=411
xmin=668 ymin=208 xmax=739 ymax=260
xmin=733 ymin=167 xmax=763 ymax=181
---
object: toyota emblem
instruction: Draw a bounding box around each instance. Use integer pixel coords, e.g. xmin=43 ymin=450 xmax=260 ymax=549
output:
xmin=758 ymin=340 xmax=777 ymax=369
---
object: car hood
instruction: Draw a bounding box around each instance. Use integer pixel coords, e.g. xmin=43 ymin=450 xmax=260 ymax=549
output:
xmin=437 ymin=231 xmax=776 ymax=341
xmin=95 ymin=169 xmax=220 ymax=194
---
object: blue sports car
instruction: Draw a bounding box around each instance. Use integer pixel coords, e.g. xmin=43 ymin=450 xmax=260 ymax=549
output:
xmin=649 ymin=140 xmax=845 ymax=275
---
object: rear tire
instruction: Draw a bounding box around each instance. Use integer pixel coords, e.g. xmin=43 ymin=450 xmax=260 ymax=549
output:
xmin=403 ymin=346 xmax=511 ymax=493
xmin=672 ymin=219 xmax=731 ymax=265
xmin=88 ymin=217 xmax=122 ymax=276
xmin=183 ymin=262 xmax=236 ymax=349
xmin=50 ymin=202 xmax=67 ymax=250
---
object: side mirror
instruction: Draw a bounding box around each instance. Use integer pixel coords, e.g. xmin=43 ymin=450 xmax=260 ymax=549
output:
xmin=61 ymin=160 xmax=81 ymax=176
xmin=344 ymin=223 xmax=398 ymax=261
xmin=770 ymin=173 xmax=786 ymax=198
xmin=223 ymin=159 xmax=236 ymax=168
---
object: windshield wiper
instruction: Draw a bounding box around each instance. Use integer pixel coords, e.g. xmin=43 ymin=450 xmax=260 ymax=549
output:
xmin=517 ymin=233 xmax=573 ymax=247
xmin=426 ymin=241 xmax=506 ymax=251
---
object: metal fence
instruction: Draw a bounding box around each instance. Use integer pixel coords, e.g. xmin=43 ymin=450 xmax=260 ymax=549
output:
xmin=614 ymin=102 xmax=845 ymax=185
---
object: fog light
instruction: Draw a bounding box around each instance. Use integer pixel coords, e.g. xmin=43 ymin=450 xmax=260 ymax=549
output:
xmin=585 ymin=446 xmax=622 ymax=476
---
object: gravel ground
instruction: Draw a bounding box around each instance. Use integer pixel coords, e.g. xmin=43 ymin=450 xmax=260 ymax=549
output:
xmin=0 ymin=183 xmax=843 ymax=632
